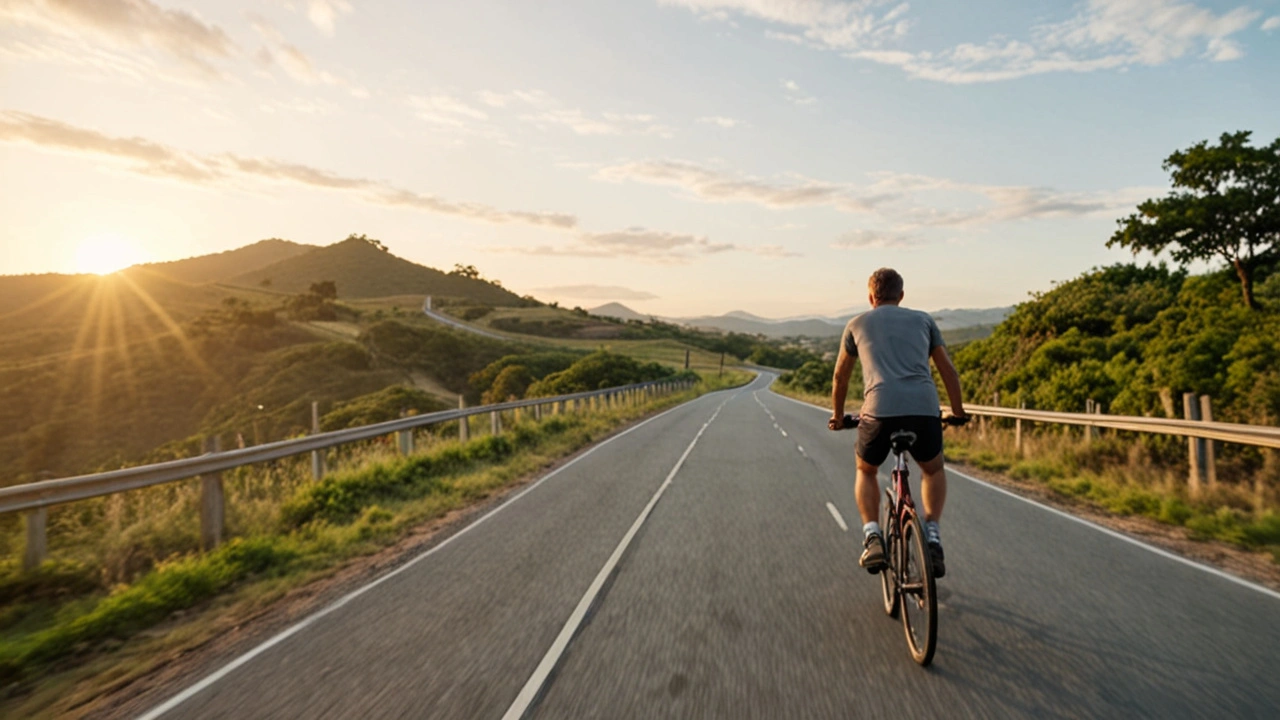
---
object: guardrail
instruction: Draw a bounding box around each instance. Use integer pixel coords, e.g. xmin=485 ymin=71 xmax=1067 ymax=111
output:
xmin=961 ymin=400 xmax=1280 ymax=497
xmin=3 ymin=378 xmax=696 ymax=570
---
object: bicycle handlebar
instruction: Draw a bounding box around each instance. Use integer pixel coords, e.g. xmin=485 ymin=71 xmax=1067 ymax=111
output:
xmin=832 ymin=413 xmax=970 ymax=430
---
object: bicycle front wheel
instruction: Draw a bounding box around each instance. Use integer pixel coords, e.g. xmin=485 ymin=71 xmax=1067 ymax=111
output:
xmin=880 ymin=489 xmax=898 ymax=618
xmin=900 ymin=509 xmax=937 ymax=666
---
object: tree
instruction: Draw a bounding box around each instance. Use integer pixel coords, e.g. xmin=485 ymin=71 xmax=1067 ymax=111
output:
xmin=450 ymin=264 xmax=481 ymax=279
xmin=346 ymin=233 xmax=389 ymax=252
xmin=309 ymin=280 xmax=338 ymax=300
xmin=1108 ymin=131 xmax=1280 ymax=310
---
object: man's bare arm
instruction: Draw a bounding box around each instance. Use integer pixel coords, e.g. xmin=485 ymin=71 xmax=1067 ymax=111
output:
xmin=829 ymin=344 xmax=857 ymax=429
xmin=930 ymin=345 xmax=966 ymax=416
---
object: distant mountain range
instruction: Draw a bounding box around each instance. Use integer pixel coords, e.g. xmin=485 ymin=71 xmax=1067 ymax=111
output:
xmin=587 ymin=302 xmax=1012 ymax=339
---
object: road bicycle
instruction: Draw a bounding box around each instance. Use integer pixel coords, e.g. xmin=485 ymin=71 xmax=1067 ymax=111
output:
xmin=840 ymin=413 xmax=967 ymax=666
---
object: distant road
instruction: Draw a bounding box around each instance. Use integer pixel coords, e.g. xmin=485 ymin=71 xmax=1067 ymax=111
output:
xmin=421 ymin=301 xmax=509 ymax=341
xmin=134 ymin=373 xmax=1280 ymax=719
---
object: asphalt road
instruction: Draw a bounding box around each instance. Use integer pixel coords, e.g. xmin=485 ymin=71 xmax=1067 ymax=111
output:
xmin=137 ymin=373 xmax=1280 ymax=719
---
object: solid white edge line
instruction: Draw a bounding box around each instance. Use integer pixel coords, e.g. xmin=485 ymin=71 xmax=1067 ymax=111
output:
xmin=501 ymin=394 xmax=737 ymax=720
xmin=765 ymin=387 xmax=1280 ymax=602
xmin=136 ymin=396 xmax=712 ymax=720
xmin=826 ymin=502 xmax=849 ymax=532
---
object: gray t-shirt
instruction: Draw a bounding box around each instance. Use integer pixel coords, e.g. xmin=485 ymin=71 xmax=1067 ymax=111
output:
xmin=842 ymin=305 xmax=945 ymax=418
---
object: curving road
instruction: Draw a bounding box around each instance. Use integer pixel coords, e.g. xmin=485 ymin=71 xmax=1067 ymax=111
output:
xmin=134 ymin=374 xmax=1280 ymax=719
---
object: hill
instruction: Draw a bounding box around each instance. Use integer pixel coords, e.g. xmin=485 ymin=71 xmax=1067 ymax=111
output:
xmin=143 ymin=239 xmax=316 ymax=285
xmin=588 ymin=302 xmax=651 ymax=322
xmin=954 ymin=262 xmax=1280 ymax=423
xmin=227 ymin=237 xmax=525 ymax=305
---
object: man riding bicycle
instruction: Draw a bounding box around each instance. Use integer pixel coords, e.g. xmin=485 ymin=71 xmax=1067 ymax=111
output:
xmin=827 ymin=268 xmax=968 ymax=578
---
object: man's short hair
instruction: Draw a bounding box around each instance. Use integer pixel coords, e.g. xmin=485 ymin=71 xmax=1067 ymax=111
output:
xmin=868 ymin=268 xmax=904 ymax=302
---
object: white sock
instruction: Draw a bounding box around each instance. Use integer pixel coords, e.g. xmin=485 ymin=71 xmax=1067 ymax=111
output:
xmin=925 ymin=520 xmax=941 ymax=541
xmin=863 ymin=521 xmax=881 ymax=538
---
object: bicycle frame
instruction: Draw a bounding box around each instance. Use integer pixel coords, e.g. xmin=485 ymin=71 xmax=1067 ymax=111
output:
xmin=883 ymin=447 xmax=917 ymax=593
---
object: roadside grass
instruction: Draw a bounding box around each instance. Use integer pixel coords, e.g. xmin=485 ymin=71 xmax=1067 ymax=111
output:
xmin=0 ymin=370 xmax=751 ymax=718
xmin=945 ymin=425 xmax=1280 ymax=563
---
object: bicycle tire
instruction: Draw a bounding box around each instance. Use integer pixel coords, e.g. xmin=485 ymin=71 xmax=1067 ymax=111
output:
xmin=880 ymin=489 xmax=898 ymax=618
xmin=899 ymin=508 xmax=937 ymax=666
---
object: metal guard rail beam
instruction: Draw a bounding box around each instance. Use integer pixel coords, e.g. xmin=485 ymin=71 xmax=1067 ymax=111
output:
xmin=0 ymin=379 xmax=685 ymax=515
xmin=963 ymin=404 xmax=1280 ymax=449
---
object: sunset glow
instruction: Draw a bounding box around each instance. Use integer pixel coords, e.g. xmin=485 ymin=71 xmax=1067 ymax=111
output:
xmin=75 ymin=234 xmax=149 ymax=276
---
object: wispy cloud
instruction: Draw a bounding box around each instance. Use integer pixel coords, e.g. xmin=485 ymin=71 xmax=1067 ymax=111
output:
xmin=596 ymin=159 xmax=879 ymax=212
xmin=831 ymin=229 xmax=921 ymax=249
xmin=496 ymin=227 xmax=799 ymax=264
xmin=782 ymin=79 xmax=818 ymax=105
xmin=0 ymin=111 xmax=577 ymax=230
xmin=307 ymin=0 xmax=352 ymax=37
xmin=697 ymin=116 xmax=742 ymax=128
xmin=249 ymin=15 xmax=367 ymax=96
xmin=0 ymin=0 xmax=236 ymax=79
xmin=669 ymin=0 xmax=1267 ymax=83
xmin=598 ymin=158 xmax=1150 ymax=229
xmin=477 ymin=89 xmax=675 ymax=138
xmin=531 ymin=285 xmax=661 ymax=301
xmin=1263 ymin=16 xmax=1280 ymax=31
xmin=661 ymin=0 xmax=910 ymax=51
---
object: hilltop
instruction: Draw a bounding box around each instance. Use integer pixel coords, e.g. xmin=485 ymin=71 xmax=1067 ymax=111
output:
xmin=226 ymin=237 xmax=525 ymax=305
xmin=143 ymin=239 xmax=316 ymax=285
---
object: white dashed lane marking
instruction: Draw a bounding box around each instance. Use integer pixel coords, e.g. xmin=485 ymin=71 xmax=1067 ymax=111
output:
xmin=826 ymin=502 xmax=849 ymax=532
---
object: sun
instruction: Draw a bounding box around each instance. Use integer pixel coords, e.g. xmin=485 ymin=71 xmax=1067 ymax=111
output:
xmin=75 ymin=233 xmax=150 ymax=275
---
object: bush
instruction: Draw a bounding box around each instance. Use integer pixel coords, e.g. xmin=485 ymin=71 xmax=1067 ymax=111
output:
xmin=525 ymin=351 xmax=674 ymax=396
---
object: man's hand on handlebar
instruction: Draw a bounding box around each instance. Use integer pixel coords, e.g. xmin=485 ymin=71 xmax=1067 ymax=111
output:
xmin=943 ymin=411 xmax=970 ymax=427
xmin=828 ymin=414 xmax=858 ymax=431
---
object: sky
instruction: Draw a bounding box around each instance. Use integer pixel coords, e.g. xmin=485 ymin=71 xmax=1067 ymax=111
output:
xmin=1 ymin=0 xmax=1278 ymax=317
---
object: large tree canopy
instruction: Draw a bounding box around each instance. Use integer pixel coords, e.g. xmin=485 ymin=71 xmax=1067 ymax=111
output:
xmin=1108 ymin=131 xmax=1279 ymax=309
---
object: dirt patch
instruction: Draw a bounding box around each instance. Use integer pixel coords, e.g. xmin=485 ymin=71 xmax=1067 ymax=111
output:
xmin=950 ymin=460 xmax=1280 ymax=593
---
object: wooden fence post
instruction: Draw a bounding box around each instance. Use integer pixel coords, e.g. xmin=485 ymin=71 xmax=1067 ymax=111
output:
xmin=534 ymin=403 xmax=542 ymax=421
xmin=311 ymin=401 xmax=325 ymax=480
xmin=200 ymin=435 xmax=224 ymax=551
xmin=397 ymin=413 xmax=414 ymax=455
xmin=1084 ymin=399 xmax=1095 ymax=443
xmin=1183 ymin=392 xmax=1203 ymax=495
xmin=23 ymin=506 xmax=47 ymax=571
xmin=1200 ymin=395 xmax=1216 ymax=488
xmin=491 ymin=409 xmax=501 ymax=435
xmin=458 ymin=395 xmax=469 ymax=442
xmin=1015 ymin=401 xmax=1025 ymax=456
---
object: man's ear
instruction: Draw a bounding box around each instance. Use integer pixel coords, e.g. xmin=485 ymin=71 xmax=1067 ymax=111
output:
xmin=868 ymin=293 xmax=875 ymax=307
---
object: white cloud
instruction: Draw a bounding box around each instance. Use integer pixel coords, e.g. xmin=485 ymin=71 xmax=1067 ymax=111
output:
xmin=0 ymin=0 xmax=235 ymax=79
xmin=831 ymin=229 xmax=921 ymax=249
xmin=597 ymin=158 xmax=1150 ymax=229
xmin=531 ymin=285 xmax=661 ymax=301
xmin=0 ymin=111 xmax=577 ymax=230
xmin=496 ymin=227 xmax=741 ymax=264
xmin=697 ymin=116 xmax=742 ymax=128
xmin=670 ymin=0 xmax=1268 ymax=83
xmin=782 ymin=79 xmax=818 ymax=105
xmin=476 ymin=89 xmax=675 ymax=137
xmin=408 ymin=95 xmax=490 ymax=128
xmin=307 ymin=0 xmax=352 ymax=37
xmin=249 ymin=16 xmax=366 ymax=95
xmin=1262 ymin=16 xmax=1280 ymax=31
xmin=661 ymin=0 xmax=910 ymax=51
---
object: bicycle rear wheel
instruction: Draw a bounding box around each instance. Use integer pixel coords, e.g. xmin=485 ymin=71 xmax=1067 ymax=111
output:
xmin=899 ymin=508 xmax=937 ymax=666
xmin=879 ymin=489 xmax=898 ymax=618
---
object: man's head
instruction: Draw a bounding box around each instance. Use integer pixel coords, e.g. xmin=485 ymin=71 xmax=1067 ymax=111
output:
xmin=867 ymin=268 xmax=904 ymax=307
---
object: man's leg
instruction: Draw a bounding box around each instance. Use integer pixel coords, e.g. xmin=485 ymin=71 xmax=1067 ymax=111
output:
xmin=917 ymin=453 xmax=948 ymax=577
xmin=917 ymin=454 xmax=947 ymax=522
xmin=855 ymin=456 xmax=882 ymax=524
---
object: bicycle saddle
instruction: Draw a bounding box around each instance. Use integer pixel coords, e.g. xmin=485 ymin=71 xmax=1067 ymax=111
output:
xmin=889 ymin=430 xmax=917 ymax=454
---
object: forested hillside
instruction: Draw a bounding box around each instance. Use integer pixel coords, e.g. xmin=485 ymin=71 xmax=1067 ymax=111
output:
xmin=954 ymin=260 xmax=1280 ymax=425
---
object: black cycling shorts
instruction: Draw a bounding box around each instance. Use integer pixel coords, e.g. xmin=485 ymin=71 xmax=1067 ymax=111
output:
xmin=856 ymin=415 xmax=944 ymax=467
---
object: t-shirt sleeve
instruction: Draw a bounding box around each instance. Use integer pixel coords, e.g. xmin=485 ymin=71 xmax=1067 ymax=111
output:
xmin=842 ymin=324 xmax=858 ymax=357
xmin=926 ymin=315 xmax=944 ymax=351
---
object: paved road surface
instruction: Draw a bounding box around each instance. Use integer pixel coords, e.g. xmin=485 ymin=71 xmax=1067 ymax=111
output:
xmin=137 ymin=374 xmax=1280 ymax=719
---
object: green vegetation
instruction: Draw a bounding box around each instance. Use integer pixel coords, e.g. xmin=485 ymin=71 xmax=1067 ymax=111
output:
xmin=946 ymin=429 xmax=1280 ymax=563
xmin=1109 ymin=131 xmax=1279 ymax=310
xmin=320 ymin=386 xmax=450 ymax=430
xmin=525 ymin=351 xmax=684 ymax=396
